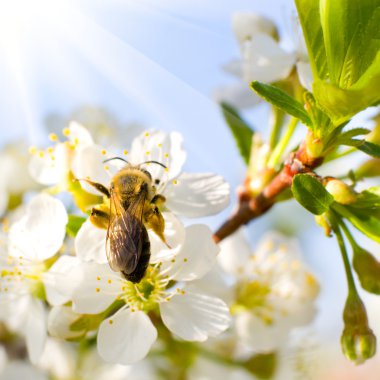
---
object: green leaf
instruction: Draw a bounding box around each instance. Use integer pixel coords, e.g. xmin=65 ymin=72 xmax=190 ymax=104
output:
xmin=295 ymin=0 xmax=328 ymax=81
xmin=66 ymin=214 xmax=86 ymax=237
xmin=292 ymin=174 xmax=334 ymax=215
xmin=221 ymin=102 xmax=254 ymax=165
xmin=320 ymin=0 xmax=380 ymax=87
xmin=251 ymin=81 xmax=312 ymax=126
xmin=334 ymin=204 xmax=380 ymax=243
xmin=358 ymin=142 xmax=380 ymax=158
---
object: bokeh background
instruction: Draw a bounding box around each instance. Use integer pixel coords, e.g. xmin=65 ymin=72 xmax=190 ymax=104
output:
xmin=1 ymin=0 xmax=380 ymax=378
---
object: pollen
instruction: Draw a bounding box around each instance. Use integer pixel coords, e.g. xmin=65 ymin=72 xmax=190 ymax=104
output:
xmin=104 ymin=165 xmax=109 ymax=171
xmin=144 ymin=132 xmax=149 ymax=137
xmin=183 ymin=258 xmax=188 ymax=263
xmin=165 ymin=168 xmax=169 ymax=172
xmin=171 ymin=258 xmax=176 ymax=263
xmin=101 ymin=149 xmax=107 ymax=155
xmin=38 ymin=151 xmax=45 ymax=158
xmin=49 ymin=133 xmax=58 ymax=142
xmin=123 ymin=149 xmax=128 ymax=155
xmin=96 ymin=288 xmax=100 ymax=293
xmin=97 ymin=276 xmax=101 ymax=281
xmin=107 ymin=279 xmax=112 ymax=284
xmin=164 ymin=153 xmax=169 ymax=158
xmin=145 ymin=151 xmax=150 ymax=155
xmin=131 ymin=308 xmax=135 ymax=312
xmin=109 ymin=319 xmax=113 ymax=325
xmin=172 ymin=180 xmax=178 ymax=185
xmin=157 ymin=143 xmax=162 ymax=148
xmin=47 ymin=147 xmax=54 ymax=154
xmin=62 ymin=127 xmax=70 ymax=136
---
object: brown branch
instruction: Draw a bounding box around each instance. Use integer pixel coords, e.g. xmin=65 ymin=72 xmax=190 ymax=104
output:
xmin=213 ymin=142 xmax=323 ymax=243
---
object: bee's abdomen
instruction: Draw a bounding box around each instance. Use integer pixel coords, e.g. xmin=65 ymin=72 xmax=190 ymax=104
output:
xmin=122 ymin=226 xmax=151 ymax=283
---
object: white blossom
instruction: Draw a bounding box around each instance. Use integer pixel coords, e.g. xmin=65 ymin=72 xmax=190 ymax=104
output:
xmin=0 ymin=193 xmax=68 ymax=363
xmin=218 ymin=229 xmax=319 ymax=352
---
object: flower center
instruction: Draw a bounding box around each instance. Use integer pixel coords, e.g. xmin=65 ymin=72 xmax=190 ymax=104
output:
xmin=122 ymin=265 xmax=168 ymax=312
xmin=232 ymin=280 xmax=274 ymax=325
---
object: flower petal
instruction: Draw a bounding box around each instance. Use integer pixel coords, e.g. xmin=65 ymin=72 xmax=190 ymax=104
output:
xmin=69 ymin=262 xmax=121 ymax=314
xmin=43 ymin=255 xmax=81 ymax=306
xmin=75 ymin=219 xmax=107 ymax=263
xmin=8 ymin=193 xmax=68 ymax=261
xmin=164 ymin=172 xmax=230 ymax=218
xmin=28 ymin=143 xmax=67 ymax=186
xmin=149 ymin=212 xmax=185 ymax=263
xmin=130 ymin=130 xmax=186 ymax=181
xmin=0 ymin=362 xmax=48 ymax=380
xmin=160 ymin=288 xmax=231 ymax=341
xmin=47 ymin=305 xmax=85 ymax=340
xmin=296 ymin=61 xmax=313 ymax=92
xmin=71 ymin=144 xmax=115 ymax=195
xmin=25 ymin=298 xmax=47 ymax=364
xmin=232 ymin=12 xmax=277 ymax=44
xmin=165 ymin=224 xmax=219 ymax=281
xmin=67 ymin=121 xmax=94 ymax=147
xmin=97 ymin=308 xmax=157 ymax=365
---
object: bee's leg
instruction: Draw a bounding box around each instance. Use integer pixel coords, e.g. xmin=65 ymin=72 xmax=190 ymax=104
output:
xmin=151 ymin=194 xmax=166 ymax=207
xmin=74 ymin=178 xmax=110 ymax=198
xmin=144 ymin=203 xmax=171 ymax=249
xmin=90 ymin=204 xmax=110 ymax=229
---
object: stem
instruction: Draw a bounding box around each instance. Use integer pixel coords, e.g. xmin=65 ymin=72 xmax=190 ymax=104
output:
xmin=213 ymin=141 xmax=323 ymax=243
xmin=268 ymin=117 xmax=298 ymax=168
xmin=338 ymin=219 xmax=360 ymax=251
xmin=268 ymin=107 xmax=284 ymax=150
xmin=331 ymin=213 xmax=357 ymax=295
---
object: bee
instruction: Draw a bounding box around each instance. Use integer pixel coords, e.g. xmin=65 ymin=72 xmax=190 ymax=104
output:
xmin=79 ymin=158 xmax=168 ymax=283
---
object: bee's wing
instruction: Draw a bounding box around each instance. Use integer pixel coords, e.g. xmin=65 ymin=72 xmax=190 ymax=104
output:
xmin=106 ymin=187 xmax=147 ymax=274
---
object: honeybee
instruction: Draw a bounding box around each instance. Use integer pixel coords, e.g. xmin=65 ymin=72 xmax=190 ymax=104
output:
xmin=79 ymin=158 xmax=168 ymax=283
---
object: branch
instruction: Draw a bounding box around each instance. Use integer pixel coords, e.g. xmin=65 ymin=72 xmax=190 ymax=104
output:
xmin=213 ymin=142 xmax=323 ymax=243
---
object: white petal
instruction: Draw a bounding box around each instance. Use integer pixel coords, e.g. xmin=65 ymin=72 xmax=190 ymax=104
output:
xmin=218 ymin=228 xmax=252 ymax=277
xmin=97 ymin=308 xmax=157 ymax=365
xmin=149 ymin=212 xmax=185 ymax=263
xmin=47 ymin=305 xmax=85 ymax=340
xmin=235 ymin=311 xmax=288 ymax=352
xmin=240 ymin=34 xmax=296 ymax=83
xmin=296 ymin=61 xmax=314 ymax=92
xmin=8 ymin=193 xmax=68 ymax=261
xmin=75 ymin=219 xmax=107 ymax=263
xmin=25 ymin=298 xmax=47 ymax=364
xmin=67 ymin=121 xmax=94 ymax=147
xmin=130 ymin=130 xmax=186 ymax=181
xmin=43 ymin=255 xmax=81 ymax=306
xmin=71 ymin=144 xmax=114 ymax=195
xmin=213 ymin=84 xmax=261 ymax=109
xmin=164 ymin=172 xmax=230 ymax=218
xmin=28 ymin=143 xmax=67 ymax=186
xmin=232 ymin=12 xmax=277 ymax=44
xmin=165 ymin=224 xmax=219 ymax=281
xmin=160 ymin=288 xmax=230 ymax=341
xmin=70 ymin=262 xmax=120 ymax=314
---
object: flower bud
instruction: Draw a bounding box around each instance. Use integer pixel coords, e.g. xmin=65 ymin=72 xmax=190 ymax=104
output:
xmin=305 ymin=131 xmax=324 ymax=159
xmin=315 ymin=214 xmax=332 ymax=237
xmin=325 ymin=179 xmax=357 ymax=205
xmin=353 ymin=246 xmax=380 ymax=294
xmin=341 ymin=293 xmax=376 ymax=364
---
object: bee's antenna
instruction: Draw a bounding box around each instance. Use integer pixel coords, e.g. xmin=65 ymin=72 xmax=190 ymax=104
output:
xmin=141 ymin=160 xmax=167 ymax=169
xmin=103 ymin=157 xmax=130 ymax=164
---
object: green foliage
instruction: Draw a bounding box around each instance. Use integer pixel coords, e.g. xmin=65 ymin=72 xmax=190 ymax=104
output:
xmin=292 ymin=174 xmax=334 ymax=215
xmin=221 ymin=102 xmax=254 ymax=165
xmin=250 ymin=81 xmax=312 ymax=127
xmin=333 ymin=203 xmax=380 ymax=243
xmin=356 ymin=141 xmax=380 ymax=158
xmin=296 ymin=0 xmax=380 ymax=125
xmin=66 ymin=214 xmax=86 ymax=237
xmin=353 ymin=247 xmax=380 ymax=294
